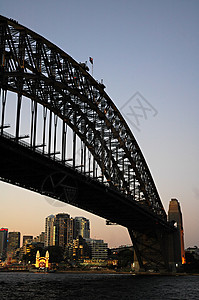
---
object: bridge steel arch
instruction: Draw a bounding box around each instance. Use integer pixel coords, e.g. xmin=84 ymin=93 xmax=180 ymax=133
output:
xmin=0 ymin=15 xmax=179 ymax=272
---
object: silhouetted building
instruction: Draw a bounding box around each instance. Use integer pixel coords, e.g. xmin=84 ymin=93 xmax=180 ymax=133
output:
xmin=73 ymin=217 xmax=90 ymax=239
xmin=23 ymin=235 xmax=33 ymax=246
xmin=0 ymin=228 xmax=8 ymax=261
xmin=34 ymin=232 xmax=45 ymax=245
xmin=53 ymin=213 xmax=73 ymax=248
xmin=186 ymin=246 xmax=199 ymax=260
xmin=168 ymin=198 xmax=185 ymax=265
xmin=7 ymin=232 xmax=20 ymax=252
xmin=22 ymin=235 xmax=33 ymax=255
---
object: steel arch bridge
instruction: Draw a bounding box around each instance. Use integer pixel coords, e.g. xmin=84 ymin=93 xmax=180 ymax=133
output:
xmin=0 ymin=15 xmax=180 ymax=272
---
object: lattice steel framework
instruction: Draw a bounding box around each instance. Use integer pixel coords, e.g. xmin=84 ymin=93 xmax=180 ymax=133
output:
xmin=0 ymin=15 xmax=166 ymax=220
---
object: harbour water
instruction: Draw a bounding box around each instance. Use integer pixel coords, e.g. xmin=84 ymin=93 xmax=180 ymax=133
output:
xmin=0 ymin=272 xmax=199 ymax=299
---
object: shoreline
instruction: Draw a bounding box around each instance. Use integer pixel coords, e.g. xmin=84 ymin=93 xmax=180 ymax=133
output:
xmin=1 ymin=269 xmax=199 ymax=276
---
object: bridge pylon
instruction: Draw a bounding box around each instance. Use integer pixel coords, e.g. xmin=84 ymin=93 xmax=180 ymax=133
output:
xmin=129 ymin=198 xmax=185 ymax=273
xmin=129 ymin=228 xmax=170 ymax=273
xmin=167 ymin=198 xmax=186 ymax=270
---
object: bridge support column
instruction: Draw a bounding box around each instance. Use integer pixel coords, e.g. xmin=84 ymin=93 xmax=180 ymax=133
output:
xmin=128 ymin=199 xmax=185 ymax=273
xmin=129 ymin=228 xmax=169 ymax=273
xmin=129 ymin=229 xmax=184 ymax=273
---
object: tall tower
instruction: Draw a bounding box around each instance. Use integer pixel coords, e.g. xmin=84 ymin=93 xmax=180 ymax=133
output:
xmin=7 ymin=232 xmax=21 ymax=253
xmin=53 ymin=213 xmax=73 ymax=248
xmin=0 ymin=228 xmax=8 ymax=260
xmin=168 ymin=198 xmax=185 ymax=266
xmin=45 ymin=215 xmax=55 ymax=247
xmin=73 ymin=217 xmax=90 ymax=239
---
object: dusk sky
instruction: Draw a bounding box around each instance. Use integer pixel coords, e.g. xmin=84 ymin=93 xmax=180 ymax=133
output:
xmin=0 ymin=0 xmax=199 ymax=248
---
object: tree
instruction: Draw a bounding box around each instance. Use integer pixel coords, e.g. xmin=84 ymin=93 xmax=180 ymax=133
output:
xmin=46 ymin=246 xmax=64 ymax=263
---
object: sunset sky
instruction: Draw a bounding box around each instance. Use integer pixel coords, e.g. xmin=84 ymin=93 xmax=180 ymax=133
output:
xmin=0 ymin=0 xmax=199 ymax=248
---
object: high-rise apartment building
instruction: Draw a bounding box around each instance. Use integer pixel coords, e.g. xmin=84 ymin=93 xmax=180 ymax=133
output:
xmin=73 ymin=217 xmax=90 ymax=239
xmin=45 ymin=215 xmax=55 ymax=247
xmin=85 ymin=238 xmax=108 ymax=260
xmin=38 ymin=232 xmax=45 ymax=244
xmin=0 ymin=228 xmax=8 ymax=260
xmin=7 ymin=232 xmax=20 ymax=253
xmin=53 ymin=213 xmax=73 ymax=248
xmin=22 ymin=235 xmax=33 ymax=255
xmin=45 ymin=213 xmax=73 ymax=248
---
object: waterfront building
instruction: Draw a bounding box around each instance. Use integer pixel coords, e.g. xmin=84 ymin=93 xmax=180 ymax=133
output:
xmin=0 ymin=228 xmax=8 ymax=261
xmin=85 ymin=238 xmax=108 ymax=260
xmin=35 ymin=250 xmax=49 ymax=269
xmin=73 ymin=217 xmax=90 ymax=239
xmin=68 ymin=236 xmax=90 ymax=261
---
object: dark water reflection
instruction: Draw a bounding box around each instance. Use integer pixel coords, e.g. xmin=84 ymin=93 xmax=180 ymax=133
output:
xmin=0 ymin=272 xmax=198 ymax=299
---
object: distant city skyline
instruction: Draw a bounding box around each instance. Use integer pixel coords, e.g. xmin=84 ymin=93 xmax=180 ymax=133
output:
xmin=1 ymin=181 xmax=132 ymax=248
xmin=1 ymin=212 xmax=131 ymax=250
xmin=0 ymin=213 xmax=110 ymax=263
